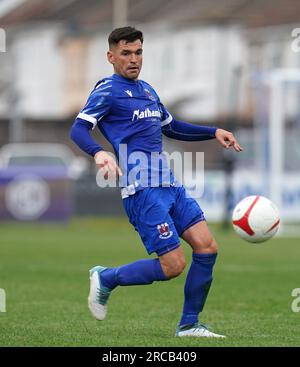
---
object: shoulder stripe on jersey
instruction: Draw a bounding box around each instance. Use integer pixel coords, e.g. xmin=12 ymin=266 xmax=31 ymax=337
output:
xmin=96 ymin=80 xmax=112 ymax=89
xmin=77 ymin=113 xmax=98 ymax=127
xmin=161 ymin=113 xmax=173 ymax=126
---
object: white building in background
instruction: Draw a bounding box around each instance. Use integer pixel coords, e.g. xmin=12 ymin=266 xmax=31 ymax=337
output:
xmin=1 ymin=24 xmax=245 ymax=120
xmin=12 ymin=24 xmax=65 ymax=118
xmin=0 ymin=21 xmax=299 ymax=122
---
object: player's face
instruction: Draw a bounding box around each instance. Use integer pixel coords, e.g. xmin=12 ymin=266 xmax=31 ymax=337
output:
xmin=107 ymin=39 xmax=143 ymax=80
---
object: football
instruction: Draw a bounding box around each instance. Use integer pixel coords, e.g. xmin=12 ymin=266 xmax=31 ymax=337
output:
xmin=232 ymin=195 xmax=280 ymax=243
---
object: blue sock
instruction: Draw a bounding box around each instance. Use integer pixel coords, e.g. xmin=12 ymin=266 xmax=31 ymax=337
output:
xmin=179 ymin=252 xmax=217 ymax=327
xmin=100 ymin=258 xmax=168 ymax=290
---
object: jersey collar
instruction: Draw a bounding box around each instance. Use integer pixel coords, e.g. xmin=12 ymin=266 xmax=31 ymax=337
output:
xmin=112 ymin=73 xmax=138 ymax=84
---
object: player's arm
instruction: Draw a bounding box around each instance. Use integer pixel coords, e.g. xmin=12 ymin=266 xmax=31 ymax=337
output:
xmin=70 ymin=81 xmax=122 ymax=178
xmin=158 ymin=96 xmax=217 ymax=142
xmin=70 ymin=118 xmax=103 ymax=156
xmin=157 ymin=90 xmax=242 ymax=152
xmin=70 ymin=119 xmax=122 ymax=178
xmin=162 ymin=120 xmax=243 ymax=152
xmin=162 ymin=118 xmax=217 ymax=141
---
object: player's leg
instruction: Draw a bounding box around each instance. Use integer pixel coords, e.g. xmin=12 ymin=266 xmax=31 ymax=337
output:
xmin=88 ymin=246 xmax=185 ymax=321
xmin=100 ymin=245 xmax=185 ymax=288
xmin=179 ymin=221 xmax=219 ymax=325
xmin=88 ymin=188 xmax=183 ymax=321
xmin=88 ymin=257 xmax=172 ymax=321
xmin=88 ymin=250 xmax=183 ymax=322
xmin=172 ymin=187 xmax=225 ymax=337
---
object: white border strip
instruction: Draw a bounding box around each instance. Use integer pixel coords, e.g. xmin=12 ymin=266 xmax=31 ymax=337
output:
xmin=77 ymin=113 xmax=98 ymax=128
xmin=161 ymin=113 xmax=173 ymax=127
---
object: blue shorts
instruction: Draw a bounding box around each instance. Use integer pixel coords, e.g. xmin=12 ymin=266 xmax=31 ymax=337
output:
xmin=123 ymin=186 xmax=205 ymax=256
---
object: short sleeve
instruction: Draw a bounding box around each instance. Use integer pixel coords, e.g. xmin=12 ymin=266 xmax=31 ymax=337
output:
xmin=77 ymin=79 xmax=113 ymax=129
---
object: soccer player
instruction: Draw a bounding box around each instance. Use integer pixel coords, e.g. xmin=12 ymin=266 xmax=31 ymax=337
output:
xmin=70 ymin=26 xmax=242 ymax=338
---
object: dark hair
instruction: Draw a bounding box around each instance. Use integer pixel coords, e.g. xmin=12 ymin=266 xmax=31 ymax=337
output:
xmin=108 ymin=26 xmax=143 ymax=47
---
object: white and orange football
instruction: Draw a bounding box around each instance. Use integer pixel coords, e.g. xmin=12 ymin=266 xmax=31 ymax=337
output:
xmin=232 ymin=195 xmax=280 ymax=243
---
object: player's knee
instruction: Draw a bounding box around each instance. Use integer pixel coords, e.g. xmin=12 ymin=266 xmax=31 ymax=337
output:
xmin=171 ymin=256 xmax=186 ymax=278
xmin=160 ymin=254 xmax=186 ymax=279
xmin=193 ymin=237 xmax=218 ymax=254
xmin=166 ymin=261 xmax=186 ymax=279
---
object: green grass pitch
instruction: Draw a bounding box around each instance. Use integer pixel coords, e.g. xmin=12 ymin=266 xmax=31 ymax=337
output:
xmin=0 ymin=217 xmax=299 ymax=346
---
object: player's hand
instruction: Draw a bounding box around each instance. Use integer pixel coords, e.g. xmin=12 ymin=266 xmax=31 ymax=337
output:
xmin=94 ymin=150 xmax=123 ymax=179
xmin=215 ymin=128 xmax=243 ymax=152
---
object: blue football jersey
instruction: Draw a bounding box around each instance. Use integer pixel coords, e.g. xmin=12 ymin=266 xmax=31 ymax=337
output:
xmin=77 ymin=73 xmax=175 ymax=193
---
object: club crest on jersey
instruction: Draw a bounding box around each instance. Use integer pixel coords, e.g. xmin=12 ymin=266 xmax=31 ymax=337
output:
xmin=157 ymin=222 xmax=173 ymax=239
xmin=144 ymin=88 xmax=156 ymax=101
